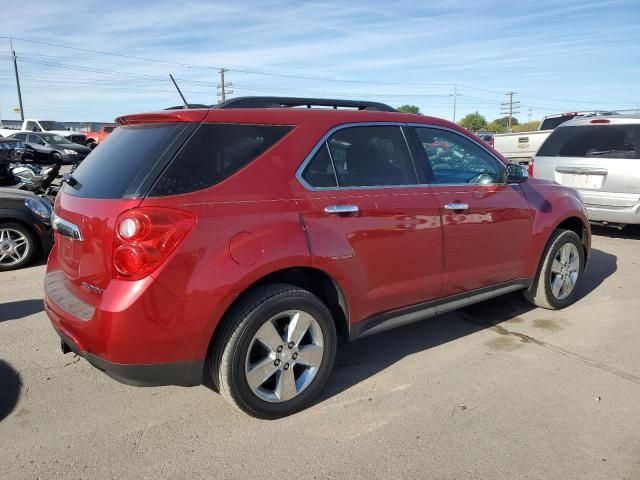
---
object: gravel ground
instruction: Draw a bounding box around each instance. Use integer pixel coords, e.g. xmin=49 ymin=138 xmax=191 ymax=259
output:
xmin=0 ymin=227 xmax=638 ymax=480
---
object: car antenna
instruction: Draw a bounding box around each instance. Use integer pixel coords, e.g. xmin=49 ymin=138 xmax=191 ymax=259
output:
xmin=169 ymin=74 xmax=189 ymax=109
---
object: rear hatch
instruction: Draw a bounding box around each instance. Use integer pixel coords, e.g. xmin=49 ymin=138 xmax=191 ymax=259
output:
xmin=51 ymin=115 xmax=203 ymax=307
xmin=534 ymin=123 xmax=640 ymax=208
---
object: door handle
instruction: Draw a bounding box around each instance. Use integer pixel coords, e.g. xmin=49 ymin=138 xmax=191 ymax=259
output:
xmin=324 ymin=204 xmax=359 ymax=215
xmin=444 ymin=203 xmax=469 ymax=211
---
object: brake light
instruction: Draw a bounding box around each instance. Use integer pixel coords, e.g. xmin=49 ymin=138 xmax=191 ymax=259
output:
xmin=528 ymin=158 xmax=534 ymax=177
xmin=489 ymin=137 xmax=495 ymax=148
xmin=590 ymin=119 xmax=610 ymax=124
xmin=113 ymin=207 xmax=195 ymax=279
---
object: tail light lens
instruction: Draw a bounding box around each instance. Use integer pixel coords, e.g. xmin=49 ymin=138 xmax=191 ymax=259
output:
xmin=528 ymin=157 xmax=534 ymax=177
xmin=113 ymin=207 xmax=195 ymax=279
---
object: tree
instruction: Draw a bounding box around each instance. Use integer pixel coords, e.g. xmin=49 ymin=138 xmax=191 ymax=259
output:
xmin=494 ymin=116 xmax=519 ymax=128
xmin=458 ymin=111 xmax=487 ymax=132
xmin=397 ymin=104 xmax=421 ymax=115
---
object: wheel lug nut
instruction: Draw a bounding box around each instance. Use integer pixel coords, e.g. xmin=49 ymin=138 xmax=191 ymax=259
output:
xmin=292 ymin=353 xmax=298 ymax=360
xmin=283 ymin=363 xmax=290 ymax=370
xmin=288 ymin=342 xmax=294 ymax=349
xmin=276 ymin=345 xmax=283 ymax=352
xmin=274 ymin=359 xmax=280 ymax=366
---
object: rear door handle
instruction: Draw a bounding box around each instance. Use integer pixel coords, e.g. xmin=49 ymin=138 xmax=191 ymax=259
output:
xmin=444 ymin=203 xmax=469 ymax=211
xmin=324 ymin=204 xmax=359 ymax=215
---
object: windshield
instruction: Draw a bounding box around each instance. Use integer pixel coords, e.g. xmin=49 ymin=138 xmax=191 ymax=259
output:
xmin=40 ymin=134 xmax=69 ymax=145
xmin=40 ymin=121 xmax=69 ymax=130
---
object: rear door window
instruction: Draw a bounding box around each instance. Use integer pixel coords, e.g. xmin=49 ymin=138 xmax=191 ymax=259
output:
xmin=64 ymin=123 xmax=195 ymax=199
xmin=149 ymin=124 xmax=292 ymax=196
xmin=538 ymin=125 xmax=640 ymax=159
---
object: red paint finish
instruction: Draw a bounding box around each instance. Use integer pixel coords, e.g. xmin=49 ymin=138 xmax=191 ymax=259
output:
xmin=45 ymin=107 xmax=590 ymax=380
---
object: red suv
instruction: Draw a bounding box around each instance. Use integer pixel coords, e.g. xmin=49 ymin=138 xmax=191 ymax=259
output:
xmin=45 ymin=97 xmax=590 ymax=418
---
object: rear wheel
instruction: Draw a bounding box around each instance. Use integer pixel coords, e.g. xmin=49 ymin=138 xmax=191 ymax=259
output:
xmin=0 ymin=223 xmax=37 ymax=271
xmin=524 ymin=229 xmax=585 ymax=309
xmin=211 ymin=284 xmax=337 ymax=419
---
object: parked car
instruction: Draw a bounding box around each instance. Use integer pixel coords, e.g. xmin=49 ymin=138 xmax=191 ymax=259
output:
xmin=0 ymin=119 xmax=86 ymax=145
xmin=491 ymin=111 xmax=618 ymax=164
xmin=45 ymin=96 xmax=591 ymax=418
xmin=83 ymin=124 xmax=116 ymax=149
xmin=9 ymin=132 xmax=91 ymax=165
xmin=0 ymin=188 xmax=53 ymax=271
xmin=532 ymin=114 xmax=640 ymax=227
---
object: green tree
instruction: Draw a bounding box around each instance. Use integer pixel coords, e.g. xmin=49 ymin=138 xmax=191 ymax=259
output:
xmin=494 ymin=116 xmax=519 ymax=128
xmin=458 ymin=111 xmax=487 ymax=132
xmin=397 ymin=104 xmax=421 ymax=115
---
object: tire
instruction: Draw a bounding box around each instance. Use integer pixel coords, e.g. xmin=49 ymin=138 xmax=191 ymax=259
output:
xmin=51 ymin=152 xmax=64 ymax=164
xmin=87 ymin=141 xmax=97 ymax=150
xmin=211 ymin=283 xmax=337 ymax=419
xmin=524 ymin=229 xmax=585 ymax=309
xmin=0 ymin=222 xmax=37 ymax=271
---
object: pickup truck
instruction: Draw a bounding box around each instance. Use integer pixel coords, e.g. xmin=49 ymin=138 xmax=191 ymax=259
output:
xmin=83 ymin=125 xmax=116 ymax=149
xmin=0 ymin=119 xmax=86 ymax=145
xmin=490 ymin=111 xmax=616 ymax=165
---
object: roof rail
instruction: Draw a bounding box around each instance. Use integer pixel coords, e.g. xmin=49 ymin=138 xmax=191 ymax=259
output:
xmin=215 ymin=96 xmax=397 ymax=112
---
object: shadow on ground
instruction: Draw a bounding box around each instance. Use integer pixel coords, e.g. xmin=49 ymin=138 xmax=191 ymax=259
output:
xmin=0 ymin=299 xmax=44 ymax=323
xmin=319 ymin=247 xmax=617 ymax=403
xmin=0 ymin=360 xmax=21 ymax=422
xmin=591 ymin=224 xmax=640 ymax=240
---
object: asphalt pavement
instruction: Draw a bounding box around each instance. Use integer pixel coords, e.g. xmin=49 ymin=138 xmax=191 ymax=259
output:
xmin=0 ymin=227 xmax=638 ymax=480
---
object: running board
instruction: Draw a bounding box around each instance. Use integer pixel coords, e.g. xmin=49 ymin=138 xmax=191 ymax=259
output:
xmin=349 ymin=279 xmax=531 ymax=340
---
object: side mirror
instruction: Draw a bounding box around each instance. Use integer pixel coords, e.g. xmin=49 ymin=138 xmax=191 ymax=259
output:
xmin=506 ymin=163 xmax=528 ymax=184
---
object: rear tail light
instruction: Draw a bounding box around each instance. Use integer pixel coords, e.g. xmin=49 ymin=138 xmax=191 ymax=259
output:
xmin=489 ymin=137 xmax=495 ymax=148
xmin=528 ymin=157 xmax=534 ymax=177
xmin=590 ymin=119 xmax=610 ymax=124
xmin=113 ymin=207 xmax=195 ymax=279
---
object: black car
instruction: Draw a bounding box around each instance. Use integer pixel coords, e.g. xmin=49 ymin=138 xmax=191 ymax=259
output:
xmin=0 ymin=188 xmax=53 ymax=271
xmin=9 ymin=132 xmax=91 ymax=165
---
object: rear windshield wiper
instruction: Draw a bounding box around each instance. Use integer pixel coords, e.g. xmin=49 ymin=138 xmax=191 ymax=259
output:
xmin=587 ymin=149 xmax=626 ymax=156
xmin=62 ymin=174 xmax=81 ymax=190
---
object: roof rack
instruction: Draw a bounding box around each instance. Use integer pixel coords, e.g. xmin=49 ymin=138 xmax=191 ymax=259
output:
xmin=215 ymin=96 xmax=397 ymax=112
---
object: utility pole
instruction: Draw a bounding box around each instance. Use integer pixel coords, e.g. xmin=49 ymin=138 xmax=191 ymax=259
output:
xmin=528 ymin=108 xmax=533 ymax=129
xmin=217 ymin=68 xmax=233 ymax=103
xmin=10 ymin=38 xmax=24 ymax=121
xmin=452 ymin=84 xmax=458 ymax=123
xmin=500 ymin=91 xmax=520 ymax=132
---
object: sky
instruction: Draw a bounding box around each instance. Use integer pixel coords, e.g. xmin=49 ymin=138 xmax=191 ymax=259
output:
xmin=0 ymin=0 xmax=639 ymax=123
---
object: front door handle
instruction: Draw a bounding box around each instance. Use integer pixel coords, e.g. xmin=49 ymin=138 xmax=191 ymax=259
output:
xmin=324 ymin=204 xmax=359 ymax=215
xmin=444 ymin=203 xmax=469 ymax=211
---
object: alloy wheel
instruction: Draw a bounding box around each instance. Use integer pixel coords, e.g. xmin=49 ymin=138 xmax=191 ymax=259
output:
xmin=0 ymin=228 xmax=30 ymax=267
xmin=245 ymin=310 xmax=324 ymax=403
xmin=549 ymin=243 xmax=580 ymax=300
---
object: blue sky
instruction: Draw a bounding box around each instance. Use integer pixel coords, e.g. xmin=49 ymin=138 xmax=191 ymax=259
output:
xmin=0 ymin=0 xmax=639 ymax=123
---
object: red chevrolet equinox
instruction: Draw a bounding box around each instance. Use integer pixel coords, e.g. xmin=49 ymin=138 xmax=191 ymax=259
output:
xmin=45 ymin=97 xmax=590 ymax=418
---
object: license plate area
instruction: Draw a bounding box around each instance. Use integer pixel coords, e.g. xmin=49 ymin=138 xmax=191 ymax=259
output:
xmin=556 ymin=173 xmax=604 ymax=190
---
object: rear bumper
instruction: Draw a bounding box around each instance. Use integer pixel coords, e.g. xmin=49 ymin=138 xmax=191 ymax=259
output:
xmin=53 ymin=323 xmax=203 ymax=387
xmin=585 ymin=203 xmax=640 ymax=225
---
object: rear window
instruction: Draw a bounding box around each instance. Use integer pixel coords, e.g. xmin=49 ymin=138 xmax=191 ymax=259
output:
xmin=64 ymin=123 xmax=195 ymax=199
xmin=538 ymin=124 xmax=640 ymax=159
xmin=539 ymin=116 xmax=575 ymax=131
xmin=149 ymin=123 xmax=292 ymax=196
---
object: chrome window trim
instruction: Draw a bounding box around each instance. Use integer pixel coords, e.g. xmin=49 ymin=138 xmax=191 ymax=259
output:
xmin=295 ymin=122 xmax=426 ymax=192
xmin=409 ymin=123 xmax=509 ymax=187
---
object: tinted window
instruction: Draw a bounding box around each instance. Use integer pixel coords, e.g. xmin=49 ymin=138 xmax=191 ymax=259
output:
xmin=538 ymin=124 xmax=640 ymax=159
xmin=28 ymin=135 xmax=43 ymax=144
xmin=26 ymin=121 xmax=39 ymax=132
xmin=65 ymin=123 xmax=194 ymax=199
xmin=302 ymin=144 xmax=337 ymax=188
xmin=326 ymin=126 xmax=417 ymax=187
xmin=13 ymin=133 xmax=27 ymax=141
xmin=104 ymin=126 xmax=115 ymax=133
xmin=415 ymin=128 xmax=504 ymax=184
xmin=150 ymin=124 xmax=292 ymax=196
xmin=539 ymin=116 xmax=575 ymax=131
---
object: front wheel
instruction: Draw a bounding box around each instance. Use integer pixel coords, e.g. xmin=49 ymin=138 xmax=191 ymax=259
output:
xmin=524 ymin=229 xmax=585 ymax=309
xmin=0 ymin=223 xmax=37 ymax=271
xmin=211 ymin=284 xmax=337 ymax=419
